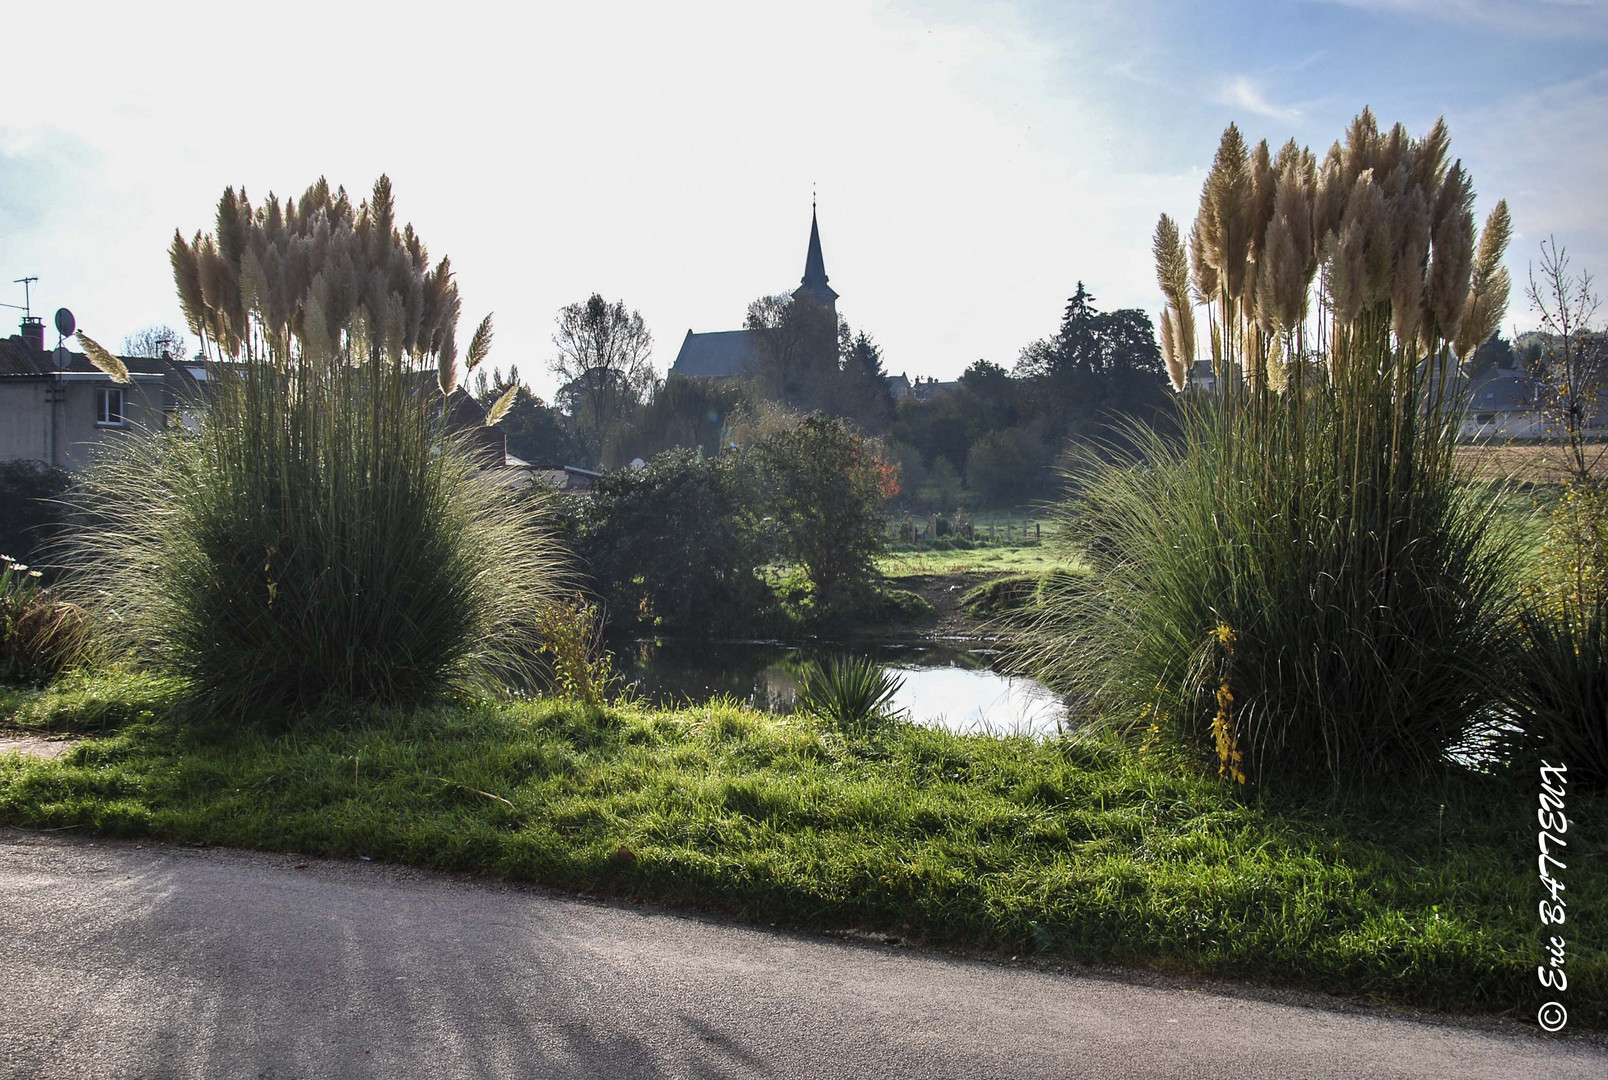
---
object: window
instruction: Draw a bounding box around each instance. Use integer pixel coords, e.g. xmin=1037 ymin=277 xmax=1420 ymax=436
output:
xmin=96 ymin=386 xmax=125 ymax=426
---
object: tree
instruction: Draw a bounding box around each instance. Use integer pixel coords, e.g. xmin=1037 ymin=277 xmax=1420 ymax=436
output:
xmin=835 ymin=329 xmax=895 ymax=431
xmin=623 ymin=373 xmax=751 ymax=461
xmin=472 ymin=366 xmax=584 ymax=466
xmin=1464 ymin=332 xmax=1516 ymax=379
xmin=745 ymin=293 xmax=837 ymax=407
xmin=551 ymin=293 xmax=655 ymax=467
xmin=121 ymin=325 xmax=188 ymax=360
xmin=1527 ymin=238 xmax=1608 ymax=484
xmin=753 ymin=414 xmax=890 ymax=600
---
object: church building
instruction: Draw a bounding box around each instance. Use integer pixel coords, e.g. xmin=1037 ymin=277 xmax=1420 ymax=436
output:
xmin=668 ymin=206 xmax=838 ymax=380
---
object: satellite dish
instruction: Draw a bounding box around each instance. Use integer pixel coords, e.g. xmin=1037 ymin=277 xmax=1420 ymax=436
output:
xmin=54 ymin=308 xmax=75 ymax=338
xmin=630 ymin=457 xmax=646 ymax=471
xmin=52 ymin=346 xmax=71 ymax=370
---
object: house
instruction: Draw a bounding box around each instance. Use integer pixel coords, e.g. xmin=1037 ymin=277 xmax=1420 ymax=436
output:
xmin=669 ymin=204 xmax=839 ymax=382
xmin=1459 ymin=367 xmax=1546 ymax=439
xmin=0 ymin=314 xmax=511 ymax=471
xmin=0 ymin=317 xmax=200 ymax=470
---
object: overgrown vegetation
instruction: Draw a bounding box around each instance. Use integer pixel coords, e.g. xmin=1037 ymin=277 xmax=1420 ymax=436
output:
xmin=1 ymin=670 xmax=1601 ymax=1025
xmin=57 ymin=177 xmax=568 ymax=716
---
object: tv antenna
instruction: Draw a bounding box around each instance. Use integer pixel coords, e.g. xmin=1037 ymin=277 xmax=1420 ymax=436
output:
xmin=0 ymin=276 xmax=38 ymax=316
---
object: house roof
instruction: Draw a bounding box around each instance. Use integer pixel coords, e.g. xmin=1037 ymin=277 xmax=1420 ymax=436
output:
xmin=0 ymin=335 xmax=194 ymax=389
xmin=1467 ymin=369 xmax=1539 ymax=413
xmin=669 ymin=329 xmax=762 ymax=380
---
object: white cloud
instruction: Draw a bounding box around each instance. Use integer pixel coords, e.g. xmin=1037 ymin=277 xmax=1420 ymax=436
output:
xmin=1217 ymin=76 xmax=1304 ymax=120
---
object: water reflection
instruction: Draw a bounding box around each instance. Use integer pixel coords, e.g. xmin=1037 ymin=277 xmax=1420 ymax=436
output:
xmin=613 ymin=639 xmax=1068 ymax=738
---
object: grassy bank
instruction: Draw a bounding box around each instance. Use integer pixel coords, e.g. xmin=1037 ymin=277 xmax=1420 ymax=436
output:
xmin=2 ymin=669 xmax=1602 ymax=1026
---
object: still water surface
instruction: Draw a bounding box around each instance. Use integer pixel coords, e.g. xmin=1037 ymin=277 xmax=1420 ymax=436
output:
xmin=612 ymin=639 xmax=1068 ymax=738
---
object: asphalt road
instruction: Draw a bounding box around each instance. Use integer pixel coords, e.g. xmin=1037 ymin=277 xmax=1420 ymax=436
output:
xmin=1 ymin=828 xmax=1602 ymax=1079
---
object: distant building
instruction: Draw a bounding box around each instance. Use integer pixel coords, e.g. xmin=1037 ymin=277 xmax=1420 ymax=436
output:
xmin=669 ymin=205 xmax=839 ymax=381
xmin=0 ymin=317 xmax=199 ymax=470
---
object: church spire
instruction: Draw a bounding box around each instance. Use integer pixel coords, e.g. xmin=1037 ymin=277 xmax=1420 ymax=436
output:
xmin=794 ymin=200 xmax=839 ymax=311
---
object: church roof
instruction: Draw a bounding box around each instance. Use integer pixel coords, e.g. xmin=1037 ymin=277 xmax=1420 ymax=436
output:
xmin=669 ymin=328 xmax=762 ymax=380
xmin=794 ymin=206 xmax=838 ymax=306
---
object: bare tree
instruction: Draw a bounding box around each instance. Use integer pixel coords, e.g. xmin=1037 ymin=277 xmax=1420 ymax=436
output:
xmin=550 ymin=294 xmax=655 ymax=466
xmin=1527 ymin=237 xmax=1608 ymax=483
xmin=122 ymin=324 xmax=189 ymax=361
xmin=744 ymin=293 xmax=837 ymax=407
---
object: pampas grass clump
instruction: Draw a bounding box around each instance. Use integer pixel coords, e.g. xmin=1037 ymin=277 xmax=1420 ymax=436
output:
xmin=61 ymin=178 xmax=568 ymax=716
xmin=1028 ymin=111 xmax=1520 ymax=788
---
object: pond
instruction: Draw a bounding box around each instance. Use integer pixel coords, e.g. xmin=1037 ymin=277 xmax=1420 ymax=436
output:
xmin=610 ymin=638 xmax=1069 ymax=738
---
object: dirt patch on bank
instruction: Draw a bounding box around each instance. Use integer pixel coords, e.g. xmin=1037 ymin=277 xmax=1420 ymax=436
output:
xmin=0 ymin=732 xmax=81 ymax=760
xmin=892 ymin=573 xmax=1006 ymax=638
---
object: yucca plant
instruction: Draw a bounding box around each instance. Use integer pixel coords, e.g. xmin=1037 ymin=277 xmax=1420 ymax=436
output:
xmin=1028 ymin=110 xmax=1520 ymax=788
xmin=59 ymin=177 xmax=568 ymax=717
xmin=794 ymin=654 xmax=905 ymax=736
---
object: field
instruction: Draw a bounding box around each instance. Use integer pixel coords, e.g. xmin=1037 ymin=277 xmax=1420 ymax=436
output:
xmin=1456 ymin=441 xmax=1608 ymax=484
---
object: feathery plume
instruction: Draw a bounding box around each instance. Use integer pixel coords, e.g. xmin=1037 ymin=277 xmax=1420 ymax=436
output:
xmin=170 ymin=230 xmax=208 ymax=339
xmin=465 ymin=313 xmax=494 ymax=372
xmin=485 ymin=382 xmax=519 ymax=426
xmin=1160 ymin=307 xmax=1185 ymax=391
xmin=1426 ymin=163 xmax=1475 ymax=341
xmin=1207 ymin=125 xmax=1252 ymax=302
xmin=1454 ymin=200 xmax=1513 ymax=358
xmin=75 ymin=332 xmax=131 ymax=384
xmin=1389 ymin=186 xmax=1431 ymax=349
xmin=1190 ymin=222 xmax=1219 ymax=306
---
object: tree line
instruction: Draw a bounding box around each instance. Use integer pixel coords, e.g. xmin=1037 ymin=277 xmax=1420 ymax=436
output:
xmin=479 ymin=281 xmax=1174 ymax=511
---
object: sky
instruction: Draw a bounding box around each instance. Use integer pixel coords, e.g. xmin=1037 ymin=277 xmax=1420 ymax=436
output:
xmin=2 ymin=0 xmax=1604 ymax=398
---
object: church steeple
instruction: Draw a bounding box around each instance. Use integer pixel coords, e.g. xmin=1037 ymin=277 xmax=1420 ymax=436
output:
xmin=793 ymin=200 xmax=839 ymax=312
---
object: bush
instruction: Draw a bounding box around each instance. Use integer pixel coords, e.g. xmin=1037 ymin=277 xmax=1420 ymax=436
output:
xmin=60 ymin=178 xmax=567 ymax=716
xmin=0 ymin=460 xmax=71 ymax=575
xmin=960 ymin=574 xmax=1041 ymax=619
xmin=571 ymin=449 xmax=772 ymax=635
xmin=1032 ymin=397 xmax=1517 ymax=786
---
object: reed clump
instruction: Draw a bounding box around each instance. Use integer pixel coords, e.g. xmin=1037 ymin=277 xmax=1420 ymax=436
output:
xmin=1028 ymin=110 xmax=1520 ymax=788
xmin=60 ymin=177 xmax=567 ymax=717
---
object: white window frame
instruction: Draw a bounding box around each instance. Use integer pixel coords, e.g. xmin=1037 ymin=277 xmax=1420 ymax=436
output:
xmin=96 ymin=386 xmax=126 ymax=427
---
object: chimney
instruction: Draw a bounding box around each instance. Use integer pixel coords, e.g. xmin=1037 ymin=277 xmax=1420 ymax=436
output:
xmin=20 ymin=316 xmax=45 ymax=353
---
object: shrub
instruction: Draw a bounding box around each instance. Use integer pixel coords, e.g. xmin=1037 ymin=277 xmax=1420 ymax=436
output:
xmin=0 ymin=460 xmax=71 ymax=575
xmin=960 ymin=574 xmax=1041 ymax=619
xmin=570 ymin=448 xmax=772 ymax=635
xmin=60 ymin=178 xmax=567 ymax=716
xmin=1026 ymin=113 xmax=1519 ymax=788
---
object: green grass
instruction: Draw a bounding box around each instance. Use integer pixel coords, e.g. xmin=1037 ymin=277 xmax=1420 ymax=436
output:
xmin=877 ymin=544 xmax=1075 ymax=579
xmin=2 ymin=669 xmax=1603 ymax=1025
